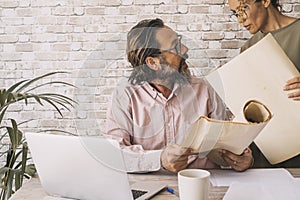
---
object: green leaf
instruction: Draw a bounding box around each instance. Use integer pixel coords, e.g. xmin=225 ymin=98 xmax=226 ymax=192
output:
xmin=16 ymin=93 xmax=28 ymax=105
xmin=4 ymin=169 xmax=14 ymax=199
xmin=0 ymin=107 xmax=8 ymax=126
xmin=25 ymin=81 xmax=76 ymax=93
xmin=16 ymin=71 xmax=69 ymax=93
xmin=0 ymin=167 xmax=10 ymax=177
xmin=14 ymin=151 xmax=24 ymax=169
xmin=6 ymin=93 xmax=17 ymax=104
xmin=42 ymin=97 xmax=72 ymax=112
xmin=31 ymin=95 xmax=43 ymax=106
xmin=6 ymin=80 xmax=28 ymax=94
xmin=40 ymin=98 xmax=63 ymax=116
xmin=20 ymin=143 xmax=28 ymax=184
xmin=7 ymin=119 xmax=21 ymax=149
xmin=25 ymin=164 xmax=36 ymax=177
xmin=41 ymin=93 xmax=76 ymax=104
xmin=14 ymin=170 xmax=21 ymax=191
xmin=0 ymin=89 xmax=7 ymax=107
xmin=6 ymin=127 xmax=16 ymax=150
xmin=11 ymin=119 xmax=20 ymax=144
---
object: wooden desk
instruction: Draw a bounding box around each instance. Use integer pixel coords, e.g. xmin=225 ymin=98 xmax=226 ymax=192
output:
xmin=128 ymin=171 xmax=227 ymax=200
xmin=9 ymin=170 xmax=227 ymax=200
xmin=9 ymin=169 xmax=300 ymax=200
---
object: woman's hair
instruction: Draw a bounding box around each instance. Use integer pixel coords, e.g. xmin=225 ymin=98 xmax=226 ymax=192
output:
xmin=270 ymin=0 xmax=282 ymax=10
xmin=255 ymin=0 xmax=282 ymax=11
xmin=234 ymin=0 xmax=282 ymax=11
xmin=126 ymin=18 xmax=164 ymax=84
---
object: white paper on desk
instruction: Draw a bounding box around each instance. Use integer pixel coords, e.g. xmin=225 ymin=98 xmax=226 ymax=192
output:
xmin=223 ymin=182 xmax=300 ymax=200
xmin=206 ymin=33 xmax=300 ymax=164
xmin=210 ymin=168 xmax=293 ymax=186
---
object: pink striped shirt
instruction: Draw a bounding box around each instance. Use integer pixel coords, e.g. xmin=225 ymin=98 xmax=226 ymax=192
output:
xmin=106 ymin=76 xmax=230 ymax=172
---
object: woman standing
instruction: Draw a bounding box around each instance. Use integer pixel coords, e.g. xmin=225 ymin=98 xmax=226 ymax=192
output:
xmin=228 ymin=0 xmax=300 ymax=167
xmin=228 ymin=0 xmax=300 ymax=99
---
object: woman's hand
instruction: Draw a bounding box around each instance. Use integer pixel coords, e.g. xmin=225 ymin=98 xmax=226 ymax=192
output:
xmin=284 ymin=76 xmax=300 ymax=100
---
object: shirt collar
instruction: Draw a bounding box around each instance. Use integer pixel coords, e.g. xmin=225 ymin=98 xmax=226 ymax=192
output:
xmin=142 ymin=82 xmax=158 ymax=99
xmin=142 ymin=81 xmax=177 ymax=100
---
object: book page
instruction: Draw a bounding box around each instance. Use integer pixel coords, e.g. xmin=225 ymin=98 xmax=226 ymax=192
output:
xmin=181 ymin=100 xmax=272 ymax=166
xmin=206 ymin=34 xmax=300 ymax=164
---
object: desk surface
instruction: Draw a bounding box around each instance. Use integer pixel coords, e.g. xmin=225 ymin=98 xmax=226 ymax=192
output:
xmin=9 ymin=168 xmax=300 ymax=200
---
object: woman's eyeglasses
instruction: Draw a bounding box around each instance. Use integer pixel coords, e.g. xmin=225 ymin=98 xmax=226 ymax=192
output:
xmin=230 ymin=0 xmax=259 ymax=23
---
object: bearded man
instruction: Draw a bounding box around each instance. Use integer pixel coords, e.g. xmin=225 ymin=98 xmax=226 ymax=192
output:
xmin=105 ymin=18 xmax=253 ymax=173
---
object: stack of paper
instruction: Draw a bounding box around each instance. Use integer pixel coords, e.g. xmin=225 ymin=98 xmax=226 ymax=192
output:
xmin=209 ymin=168 xmax=300 ymax=200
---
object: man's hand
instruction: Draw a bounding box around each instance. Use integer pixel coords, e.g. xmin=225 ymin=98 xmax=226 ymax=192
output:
xmin=221 ymin=148 xmax=253 ymax=172
xmin=284 ymin=76 xmax=300 ymax=100
xmin=161 ymin=144 xmax=194 ymax=173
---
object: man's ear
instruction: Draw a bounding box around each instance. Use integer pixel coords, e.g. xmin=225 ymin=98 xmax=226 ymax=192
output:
xmin=262 ymin=0 xmax=271 ymax=8
xmin=145 ymin=56 xmax=160 ymax=71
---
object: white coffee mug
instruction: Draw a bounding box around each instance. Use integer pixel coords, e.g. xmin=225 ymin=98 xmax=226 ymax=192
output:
xmin=178 ymin=169 xmax=210 ymax=200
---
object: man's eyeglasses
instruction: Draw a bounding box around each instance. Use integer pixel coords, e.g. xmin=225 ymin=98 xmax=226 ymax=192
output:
xmin=160 ymin=34 xmax=182 ymax=55
xmin=230 ymin=0 xmax=259 ymax=23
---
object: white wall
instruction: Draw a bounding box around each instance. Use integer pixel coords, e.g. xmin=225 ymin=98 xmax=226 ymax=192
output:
xmin=1 ymin=0 xmax=299 ymax=137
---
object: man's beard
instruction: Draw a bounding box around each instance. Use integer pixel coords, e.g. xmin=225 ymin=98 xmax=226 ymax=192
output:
xmin=155 ymin=57 xmax=191 ymax=88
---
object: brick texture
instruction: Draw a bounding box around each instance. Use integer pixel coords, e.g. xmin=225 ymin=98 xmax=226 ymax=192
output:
xmin=0 ymin=0 xmax=299 ymax=140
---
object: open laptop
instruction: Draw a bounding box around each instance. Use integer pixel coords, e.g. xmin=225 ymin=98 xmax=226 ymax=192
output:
xmin=25 ymin=132 xmax=166 ymax=200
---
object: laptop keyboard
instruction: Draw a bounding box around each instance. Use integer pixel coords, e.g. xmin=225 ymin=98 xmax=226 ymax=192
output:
xmin=131 ymin=189 xmax=148 ymax=199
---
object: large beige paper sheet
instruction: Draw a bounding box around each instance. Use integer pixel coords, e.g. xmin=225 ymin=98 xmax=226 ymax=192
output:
xmin=206 ymin=34 xmax=300 ymax=164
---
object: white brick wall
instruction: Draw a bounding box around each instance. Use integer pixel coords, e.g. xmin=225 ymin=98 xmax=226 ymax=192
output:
xmin=1 ymin=0 xmax=300 ymax=137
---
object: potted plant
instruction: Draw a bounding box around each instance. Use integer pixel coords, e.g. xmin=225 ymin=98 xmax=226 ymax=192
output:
xmin=0 ymin=71 xmax=76 ymax=200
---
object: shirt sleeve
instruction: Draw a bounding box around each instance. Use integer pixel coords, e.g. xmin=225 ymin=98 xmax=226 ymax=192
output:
xmin=206 ymin=80 xmax=234 ymax=121
xmin=105 ymin=85 xmax=162 ymax=173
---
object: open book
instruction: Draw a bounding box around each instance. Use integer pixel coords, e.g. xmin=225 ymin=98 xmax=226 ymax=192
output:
xmin=206 ymin=34 xmax=300 ymax=164
xmin=182 ymin=100 xmax=272 ymax=165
